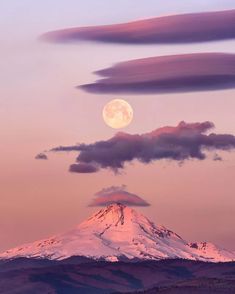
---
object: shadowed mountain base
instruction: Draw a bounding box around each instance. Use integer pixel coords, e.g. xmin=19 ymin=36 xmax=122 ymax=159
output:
xmin=0 ymin=258 xmax=235 ymax=293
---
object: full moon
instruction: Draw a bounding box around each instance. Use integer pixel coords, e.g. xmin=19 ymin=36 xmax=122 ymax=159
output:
xmin=103 ymin=99 xmax=133 ymax=129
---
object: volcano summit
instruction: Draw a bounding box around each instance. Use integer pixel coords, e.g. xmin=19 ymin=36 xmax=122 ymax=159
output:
xmin=1 ymin=203 xmax=234 ymax=262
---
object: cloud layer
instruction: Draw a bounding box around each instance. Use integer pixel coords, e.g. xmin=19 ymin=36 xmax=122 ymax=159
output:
xmin=51 ymin=121 xmax=235 ymax=173
xmin=42 ymin=10 xmax=235 ymax=44
xmin=89 ymin=185 xmax=150 ymax=207
xmin=79 ymin=53 xmax=235 ymax=94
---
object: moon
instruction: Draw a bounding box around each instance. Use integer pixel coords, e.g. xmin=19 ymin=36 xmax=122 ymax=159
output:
xmin=102 ymin=99 xmax=133 ymax=129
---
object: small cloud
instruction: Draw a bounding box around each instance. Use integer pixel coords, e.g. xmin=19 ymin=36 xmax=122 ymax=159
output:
xmin=89 ymin=186 xmax=150 ymax=207
xmin=69 ymin=163 xmax=99 ymax=173
xmin=35 ymin=153 xmax=48 ymax=160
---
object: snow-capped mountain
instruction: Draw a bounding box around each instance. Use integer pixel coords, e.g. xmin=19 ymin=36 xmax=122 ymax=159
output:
xmin=0 ymin=203 xmax=234 ymax=262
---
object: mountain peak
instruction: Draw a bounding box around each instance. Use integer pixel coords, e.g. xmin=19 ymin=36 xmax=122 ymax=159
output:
xmin=81 ymin=201 xmax=145 ymax=229
xmin=100 ymin=202 xmax=128 ymax=212
xmin=0 ymin=204 xmax=234 ymax=262
xmin=107 ymin=202 xmax=127 ymax=209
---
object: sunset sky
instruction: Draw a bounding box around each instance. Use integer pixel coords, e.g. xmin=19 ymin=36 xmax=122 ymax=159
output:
xmin=1 ymin=0 xmax=235 ymax=252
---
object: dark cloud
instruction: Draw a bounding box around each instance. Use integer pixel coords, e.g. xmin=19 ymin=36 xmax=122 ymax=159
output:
xmin=41 ymin=10 xmax=235 ymax=44
xmin=50 ymin=121 xmax=235 ymax=173
xmin=89 ymin=185 xmax=150 ymax=207
xmin=79 ymin=53 xmax=235 ymax=94
xmin=35 ymin=153 xmax=48 ymax=160
xmin=69 ymin=163 xmax=99 ymax=173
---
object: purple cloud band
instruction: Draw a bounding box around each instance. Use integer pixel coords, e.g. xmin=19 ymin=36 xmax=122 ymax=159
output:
xmin=50 ymin=121 xmax=235 ymax=173
xmin=79 ymin=53 xmax=235 ymax=94
xmin=89 ymin=185 xmax=150 ymax=207
xmin=41 ymin=10 xmax=235 ymax=44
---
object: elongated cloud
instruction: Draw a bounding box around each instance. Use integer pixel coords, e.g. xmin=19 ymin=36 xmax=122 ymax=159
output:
xmin=50 ymin=121 xmax=235 ymax=173
xmin=89 ymin=186 xmax=150 ymax=207
xmin=80 ymin=53 xmax=235 ymax=94
xmin=42 ymin=10 xmax=235 ymax=44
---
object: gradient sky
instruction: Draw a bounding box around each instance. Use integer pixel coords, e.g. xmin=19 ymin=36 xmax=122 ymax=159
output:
xmin=1 ymin=0 xmax=235 ymax=252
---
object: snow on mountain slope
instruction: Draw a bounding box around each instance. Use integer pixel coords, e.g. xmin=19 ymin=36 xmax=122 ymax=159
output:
xmin=188 ymin=242 xmax=235 ymax=262
xmin=0 ymin=203 xmax=234 ymax=262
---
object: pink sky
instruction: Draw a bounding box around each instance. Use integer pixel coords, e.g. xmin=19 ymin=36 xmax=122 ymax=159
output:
xmin=1 ymin=0 xmax=235 ymax=252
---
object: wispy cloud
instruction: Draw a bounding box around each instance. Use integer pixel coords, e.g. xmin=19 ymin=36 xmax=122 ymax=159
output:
xmin=50 ymin=121 xmax=235 ymax=173
xmin=41 ymin=10 xmax=235 ymax=44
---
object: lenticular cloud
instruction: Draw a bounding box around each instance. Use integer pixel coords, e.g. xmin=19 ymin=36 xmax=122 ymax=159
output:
xmin=89 ymin=186 xmax=150 ymax=207
xmin=80 ymin=53 xmax=235 ymax=95
xmin=42 ymin=10 xmax=235 ymax=44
